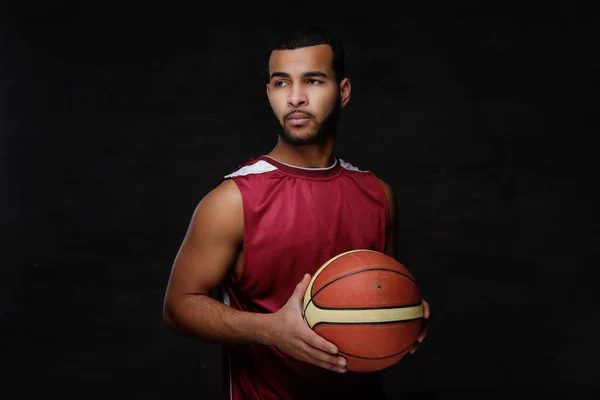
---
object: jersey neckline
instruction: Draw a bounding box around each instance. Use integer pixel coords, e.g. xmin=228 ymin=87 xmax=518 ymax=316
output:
xmin=258 ymin=155 xmax=342 ymax=178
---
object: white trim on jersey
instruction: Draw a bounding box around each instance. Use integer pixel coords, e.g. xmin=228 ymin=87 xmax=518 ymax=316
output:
xmin=222 ymin=284 xmax=230 ymax=306
xmin=339 ymin=159 xmax=369 ymax=172
xmin=223 ymin=160 xmax=278 ymax=179
xmin=262 ymin=155 xmax=339 ymax=171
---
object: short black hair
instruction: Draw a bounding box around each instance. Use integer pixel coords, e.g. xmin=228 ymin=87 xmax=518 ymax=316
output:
xmin=267 ymin=25 xmax=346 ymax=84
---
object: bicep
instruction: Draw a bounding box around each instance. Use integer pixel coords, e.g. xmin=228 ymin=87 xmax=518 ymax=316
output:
xmin=165 ymin=179 xmax=243 ymax=301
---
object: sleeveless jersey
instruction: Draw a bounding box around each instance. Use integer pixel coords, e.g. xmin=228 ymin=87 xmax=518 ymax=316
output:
xmin=219 ymin=155 xmax=389 ymax=400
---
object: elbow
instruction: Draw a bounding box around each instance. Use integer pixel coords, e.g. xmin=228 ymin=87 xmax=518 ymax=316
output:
xmin=163 ymin=292 xmax=211 ymax=339
xmin=162 ymin=301 xmax=182 ymax=334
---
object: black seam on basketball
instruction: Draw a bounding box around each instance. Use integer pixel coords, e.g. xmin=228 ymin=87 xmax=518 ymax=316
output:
xmin=302 ymin=297 xmax=314 ymax=317
xmin=310 ymin=267 xmax=419 ymax=309
xmin=337 ymin=341 xmax=415 ymax=360
xmin=312 ymin=268 xmax=417 ymax=300
xmin=304 ymin=296 xmax=421 ymax=315
xmin=311 ymin=302 xmax=422 ymax=311
xmin=312 ymin=317 xmax=423 ymax=328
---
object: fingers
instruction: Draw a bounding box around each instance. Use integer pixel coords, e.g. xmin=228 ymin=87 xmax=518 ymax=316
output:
xmin=409 ymin=324 xmax=428 ymax=354
xmin=416 ymin=316 xmax=429 ymax=343
xmin=293 ymin=273 xmax=311 ymax=299
xmin=274 ymin=276 xmax=347 ymax=372
xmin=417 ymin=299 xmax=430 ymax=342
xmin=422 ymin=299 xmax=431 ymax=318
xmin=410 ymin=301 xmax=431 ymax=354
xmin=298 ymin=318 xmax=346 ymax=372
xmin=301 ymin=325 xmax=339 ymax=355
xmin=297 ymin=339 xmax=347 ymax=373
xmin=409 ymin=340 xmax=420 ymax=354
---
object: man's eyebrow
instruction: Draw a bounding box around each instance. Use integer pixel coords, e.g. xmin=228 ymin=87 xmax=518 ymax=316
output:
xmin=303 ymin=71 xmax=328 ymax=78
xmin=269 ymin=71 xmax=329 ymax=80
xmin=270 ymin=72 xmax=290 ymax=80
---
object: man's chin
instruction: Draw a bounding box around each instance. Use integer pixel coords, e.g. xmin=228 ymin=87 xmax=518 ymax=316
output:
xmin=279 ymin=127 xmax=321 ymax=145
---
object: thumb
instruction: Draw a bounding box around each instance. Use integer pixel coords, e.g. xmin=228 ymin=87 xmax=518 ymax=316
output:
xmin=293 ymin=273 xmax=311 ymax=299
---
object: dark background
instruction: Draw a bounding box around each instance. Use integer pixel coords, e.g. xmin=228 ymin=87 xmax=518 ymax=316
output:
xmin=1 ymin=2 xmax=598 ymax=398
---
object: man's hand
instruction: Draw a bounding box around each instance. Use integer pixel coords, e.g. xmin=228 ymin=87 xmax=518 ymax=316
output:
xmin=266 ymin=274 xmax=347 ymax=373
xmin=409 ymin=299 xmax=430 ymax=354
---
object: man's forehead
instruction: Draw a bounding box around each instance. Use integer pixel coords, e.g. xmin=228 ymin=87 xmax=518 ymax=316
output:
xmin=269 ymin=44 xmax=333 ymax=73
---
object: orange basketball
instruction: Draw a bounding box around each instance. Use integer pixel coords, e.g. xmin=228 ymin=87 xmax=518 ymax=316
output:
xmin=302 ymin=249 xmax=423 ymax=372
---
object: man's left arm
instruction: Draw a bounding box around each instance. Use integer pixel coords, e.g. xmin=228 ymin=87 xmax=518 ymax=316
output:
xmin=378 ymin=178 xmax=430 ymax=354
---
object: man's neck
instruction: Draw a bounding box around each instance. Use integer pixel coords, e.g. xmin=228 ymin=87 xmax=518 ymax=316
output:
xmin=266 ymin=137 xmax=336 ymax=169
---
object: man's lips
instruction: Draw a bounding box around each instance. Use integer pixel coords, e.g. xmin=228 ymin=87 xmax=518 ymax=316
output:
xmin=285 ymin=112 xmax=312 ymax=127
xmin=286 ymin=112 xmax=312 ymax=120
xmin=286 ymin=113 xmax=312 ymax=127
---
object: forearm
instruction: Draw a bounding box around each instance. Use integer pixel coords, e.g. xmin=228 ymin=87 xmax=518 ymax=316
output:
xmin=164 ymin=294 xmax=274 ymax=346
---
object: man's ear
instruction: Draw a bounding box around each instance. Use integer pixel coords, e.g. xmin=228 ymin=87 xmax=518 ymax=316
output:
xmin=339 ymin=77 xmax=351 ymax=107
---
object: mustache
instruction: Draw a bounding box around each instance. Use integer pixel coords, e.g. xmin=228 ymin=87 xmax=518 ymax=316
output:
xmin=285 ymin=110 xmax=315 ymax=119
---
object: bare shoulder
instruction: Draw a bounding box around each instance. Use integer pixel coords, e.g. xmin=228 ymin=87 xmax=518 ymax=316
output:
xmin=164 ymin=178 xmax=243 ymax=303
xmin=199 ymin=178 xmax=242 ymax=210
xmin=376 ymin=177 xmax=395 ymax=204
xmin=376 ymin=177 xmax=397 ymax=223
xmin=190 ymin=178 xmax=243 ymax=239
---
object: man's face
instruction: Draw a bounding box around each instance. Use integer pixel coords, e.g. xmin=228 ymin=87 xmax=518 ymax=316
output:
xmin=266 ymin=44 xmax=350 ymax=145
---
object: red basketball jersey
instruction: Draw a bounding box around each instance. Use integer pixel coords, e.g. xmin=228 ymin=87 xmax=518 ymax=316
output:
xmin=220 ymin=155 xmax=389 ymax=400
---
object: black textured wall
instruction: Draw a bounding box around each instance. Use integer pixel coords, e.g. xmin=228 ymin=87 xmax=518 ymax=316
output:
xmin=1 ymin=2 xmax=597 ymax=398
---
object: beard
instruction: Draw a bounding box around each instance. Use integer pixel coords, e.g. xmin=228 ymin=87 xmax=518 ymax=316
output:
xmin=277 ymin=96 xmax=341 ymax=146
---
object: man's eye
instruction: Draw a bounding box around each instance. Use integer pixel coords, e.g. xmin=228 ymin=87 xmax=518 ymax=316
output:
xmin=307 ymin=79 xmax=322 ymax=85
xmin=275 ymin=81 xmax=288 ymax=87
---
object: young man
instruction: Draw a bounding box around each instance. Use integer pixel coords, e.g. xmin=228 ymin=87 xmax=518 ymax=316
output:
xmin=163 ymin=25 xmax=430 ymax=399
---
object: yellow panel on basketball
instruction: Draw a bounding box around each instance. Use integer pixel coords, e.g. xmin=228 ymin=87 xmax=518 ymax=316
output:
xmin=302 ymin=249 xmax=423 ymax=372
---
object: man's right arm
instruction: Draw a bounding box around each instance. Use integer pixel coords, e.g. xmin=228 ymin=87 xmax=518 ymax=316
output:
xmin=162 ymin=179 xmax=347 ymax=373
xmin=163 ymin=179 xmax=271 ymax=345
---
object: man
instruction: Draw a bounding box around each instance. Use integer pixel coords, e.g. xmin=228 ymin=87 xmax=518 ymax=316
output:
xmin=163 ymin=25 xmax=430 ymax=399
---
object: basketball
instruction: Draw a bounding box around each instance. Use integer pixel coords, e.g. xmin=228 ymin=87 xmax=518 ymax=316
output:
xmin=302 ymin=249 xmax=423 ymax=372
